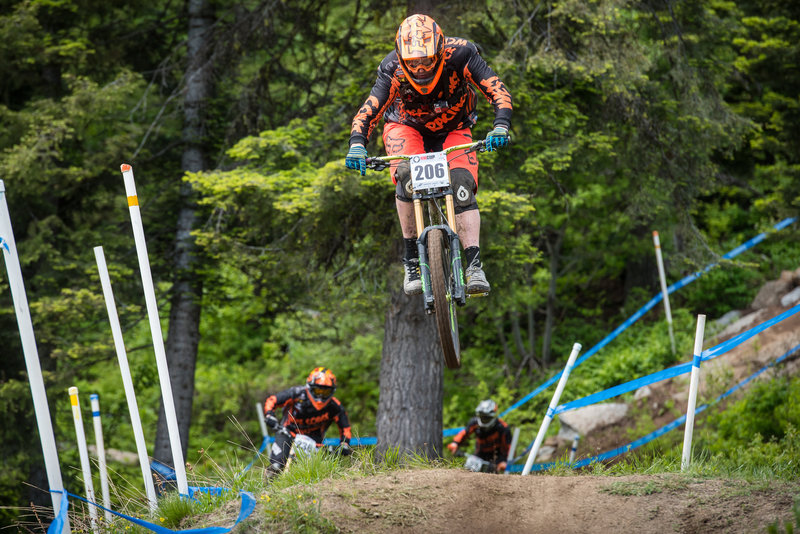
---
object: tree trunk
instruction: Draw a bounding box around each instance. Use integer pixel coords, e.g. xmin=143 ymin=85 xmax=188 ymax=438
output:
xmin=153 ymin=0 xmax=211 ymax=465
xmin=376 ymin=289 xmax=443 ymax=460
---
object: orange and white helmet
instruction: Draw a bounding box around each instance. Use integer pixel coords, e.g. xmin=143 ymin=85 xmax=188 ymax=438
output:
xmin=395 ymin=14 xmax=445 ymax=95
xmin=305 ymin=367 xmax=337 ymax=410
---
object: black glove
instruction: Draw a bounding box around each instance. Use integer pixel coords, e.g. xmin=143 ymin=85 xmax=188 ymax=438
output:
xmin=264 ymin=413 xmax=279 ymax=430
xmin=338 ymin=442 xmax=353 ymax=456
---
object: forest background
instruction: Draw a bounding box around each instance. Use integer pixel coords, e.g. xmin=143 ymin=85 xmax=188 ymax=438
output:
xmin=1 ymin=0 xmax=799 ymax=527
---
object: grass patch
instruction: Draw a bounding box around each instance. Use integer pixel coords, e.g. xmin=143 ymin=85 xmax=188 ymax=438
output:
xmin=600 ymin=480 xmax=664 ymax=496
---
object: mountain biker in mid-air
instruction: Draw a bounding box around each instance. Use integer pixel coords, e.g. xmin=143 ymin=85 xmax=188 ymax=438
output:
xmin=345 ymin=13 xmax=512 ymax=297
xmin=447 ymin=399 xmax=512 ymax=473
xmin=263 ymin=367 xmax=352 ymax=473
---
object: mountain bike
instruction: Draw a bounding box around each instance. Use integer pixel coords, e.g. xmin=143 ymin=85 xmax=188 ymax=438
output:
xmin=365 ymin=141 xmax=488 ymax=369
xmin=453 ymin=448 xmax=494 ymax=473
xmin=268 ymin=426 xmax=339 ymax=475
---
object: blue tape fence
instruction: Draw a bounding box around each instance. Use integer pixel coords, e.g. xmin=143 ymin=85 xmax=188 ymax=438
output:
xmin=555 ymin=302 xmax=800 ymax=416
xmin=507 ymin=340 xmax=800 ymax=472
xmin=48 ymin=486 xmax=256 ymax=534
xmin=505 ymin=317 xmax=800 ymax=472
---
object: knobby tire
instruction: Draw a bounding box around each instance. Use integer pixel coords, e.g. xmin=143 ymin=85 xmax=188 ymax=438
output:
xmin=428 ymin=228 xmax=461 ymax=369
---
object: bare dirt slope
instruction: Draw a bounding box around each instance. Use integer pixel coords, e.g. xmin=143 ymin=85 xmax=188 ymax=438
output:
xmin=308 ymin=468 xmax=798 ymax=534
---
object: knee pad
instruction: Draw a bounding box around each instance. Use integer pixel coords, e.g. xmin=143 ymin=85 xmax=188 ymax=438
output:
xmin=451 ymin=168 xmax=478 ymax=213
xmin=395 ymin=161 xmax=413 ymax=202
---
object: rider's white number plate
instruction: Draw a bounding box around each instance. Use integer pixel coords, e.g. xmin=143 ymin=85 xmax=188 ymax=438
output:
xmin=410 ymin=151 xmax=449 ymax=191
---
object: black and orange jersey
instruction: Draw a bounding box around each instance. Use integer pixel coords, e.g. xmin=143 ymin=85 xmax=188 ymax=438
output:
xmin=264 ymin=385 xmax=352 ymax=445
xmin=452 ymin=417 xmax=512 ymax=464
xmin=350 ymin=37 xmax=512 ymax=146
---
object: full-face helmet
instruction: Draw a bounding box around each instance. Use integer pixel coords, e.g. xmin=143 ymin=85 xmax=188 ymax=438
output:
xmin=395 ymin=14 xmax=445 ymax=95
xmin=475 ymin=399 xmax=498 ymax=429
xmin=306 ymin=367 xmax=337 ymax=410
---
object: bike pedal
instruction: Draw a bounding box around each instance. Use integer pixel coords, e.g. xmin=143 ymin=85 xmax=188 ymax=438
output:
xmin=467 ymin=291 xmax=490 ymax=298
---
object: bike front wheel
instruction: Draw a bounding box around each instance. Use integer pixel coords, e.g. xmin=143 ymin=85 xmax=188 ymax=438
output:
xmin=428 ymin=228 xmax=461 ymax=369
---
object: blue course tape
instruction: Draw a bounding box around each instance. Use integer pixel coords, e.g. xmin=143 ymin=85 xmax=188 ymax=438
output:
xmin=552 ymin=302 xmax=800 ymax=416
xmin=701 ymin=302 xmax=800 ymax=362
xmin=47 ymin=490 xmax=69 ymax=534
xmin=553 ymin=362 xmax=693 ymax=415
xmin=497 ymin=217 xmax=797 ymax=420
xmin=151 ymin=459 xmax=177 ymax=481
xmin=48 ymin=488 xmax=256 ymax=534
xmin=239 ymin=435 xmax=271 ymax=475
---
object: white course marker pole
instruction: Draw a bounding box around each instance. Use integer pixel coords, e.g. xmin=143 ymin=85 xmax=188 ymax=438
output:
xmin=0 ymin=180 xmax=69 ymax=532
xmin=89 ymin=394 xmax=112 ymax=523
xmin=653 ymin=231 xmax=676 ymax=355
xmin=94 ymin=246 xmax=158 ymax=511
xmin=569 ymin=435 xmax=580 ymax=464
xmin=69 ymin=388 xmax=99 ymax=533
xmin=522 ymin=342 xmax=582 ymax=475
xmin=681 ymin=314 xmax=706 ymax=472
xmin=119 ymin=164 xmax=188 ymax=495
xmin=256 ymin=402 xmax=268 ymax=439
xmin=503 ymin=427 xmax=521 ymax=475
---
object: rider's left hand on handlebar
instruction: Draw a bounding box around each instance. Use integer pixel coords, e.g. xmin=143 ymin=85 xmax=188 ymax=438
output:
xmin=485 ymin=126 xmax=510 ymax=152
xmin=345 ymin=144 xmax=368 ymax=176
xmin=264 ymin=413 xmax=279 ymax=430
xmin=446 ymin=441 xmax=459 ymax=454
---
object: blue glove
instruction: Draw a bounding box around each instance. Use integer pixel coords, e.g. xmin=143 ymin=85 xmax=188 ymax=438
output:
xmin=345 ymin=144 xmax=368 ymax=176
xmin=485 ymin=126 xmax=510 ymax=152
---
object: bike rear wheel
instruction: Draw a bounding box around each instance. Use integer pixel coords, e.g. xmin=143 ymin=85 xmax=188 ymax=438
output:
xmin=428 ymin=228 xmax=461 ymax=369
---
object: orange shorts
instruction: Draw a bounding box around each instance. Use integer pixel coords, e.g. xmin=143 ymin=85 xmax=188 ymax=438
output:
xmin=382 ymin=122 xmax=479 ymax=189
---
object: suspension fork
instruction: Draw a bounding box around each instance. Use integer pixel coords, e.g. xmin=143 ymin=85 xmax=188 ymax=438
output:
xmin=445 ymin=194 xmax=467 ymax=306
xmin=414 ymin=198 xmax=434 ymax=312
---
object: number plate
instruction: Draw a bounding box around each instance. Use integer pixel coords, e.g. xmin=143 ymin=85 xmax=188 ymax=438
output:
xmin=410 ymin=151 xmax=449 ymax=190
xmin=293 ymin=434 xmax=318 ymax=457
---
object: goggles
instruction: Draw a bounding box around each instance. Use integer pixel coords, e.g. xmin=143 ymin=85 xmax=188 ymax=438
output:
xmin=309 ymin=385 xmax=334 ymax=399
xmin=478 ymin=413 xmax=495 ymax=424
xmin=406 ymin=56 xmax=435 ymax=71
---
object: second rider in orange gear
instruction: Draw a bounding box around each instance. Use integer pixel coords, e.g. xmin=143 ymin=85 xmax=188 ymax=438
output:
xmin=263 ymin=367 xmax=352 ymax=473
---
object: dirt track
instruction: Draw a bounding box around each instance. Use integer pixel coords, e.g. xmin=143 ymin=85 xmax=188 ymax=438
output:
xmin=309 ymin=469 xmax=797 ymax=533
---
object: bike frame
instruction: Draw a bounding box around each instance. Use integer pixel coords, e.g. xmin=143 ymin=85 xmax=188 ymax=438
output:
xmin=366 ymin=141 xmax=483 ymax=312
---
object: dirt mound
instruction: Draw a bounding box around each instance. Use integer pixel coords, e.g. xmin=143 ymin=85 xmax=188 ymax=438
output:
xmin=309 ymin=468 xmax=796 ymax=533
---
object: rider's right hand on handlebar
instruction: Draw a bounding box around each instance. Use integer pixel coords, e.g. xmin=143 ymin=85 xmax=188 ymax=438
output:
xmin=345 ymin=144 xmax=368 ymax=176
xmin=265 ymin=413 xmax=279 ymax=431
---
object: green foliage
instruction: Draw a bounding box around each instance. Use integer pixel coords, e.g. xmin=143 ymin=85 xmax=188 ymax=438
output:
xmin=699 ymin=375 xmax=800 ymax=463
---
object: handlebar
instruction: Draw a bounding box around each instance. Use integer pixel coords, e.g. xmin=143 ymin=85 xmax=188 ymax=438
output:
xmin=364 ymin=140 xmax=487 ymax=171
